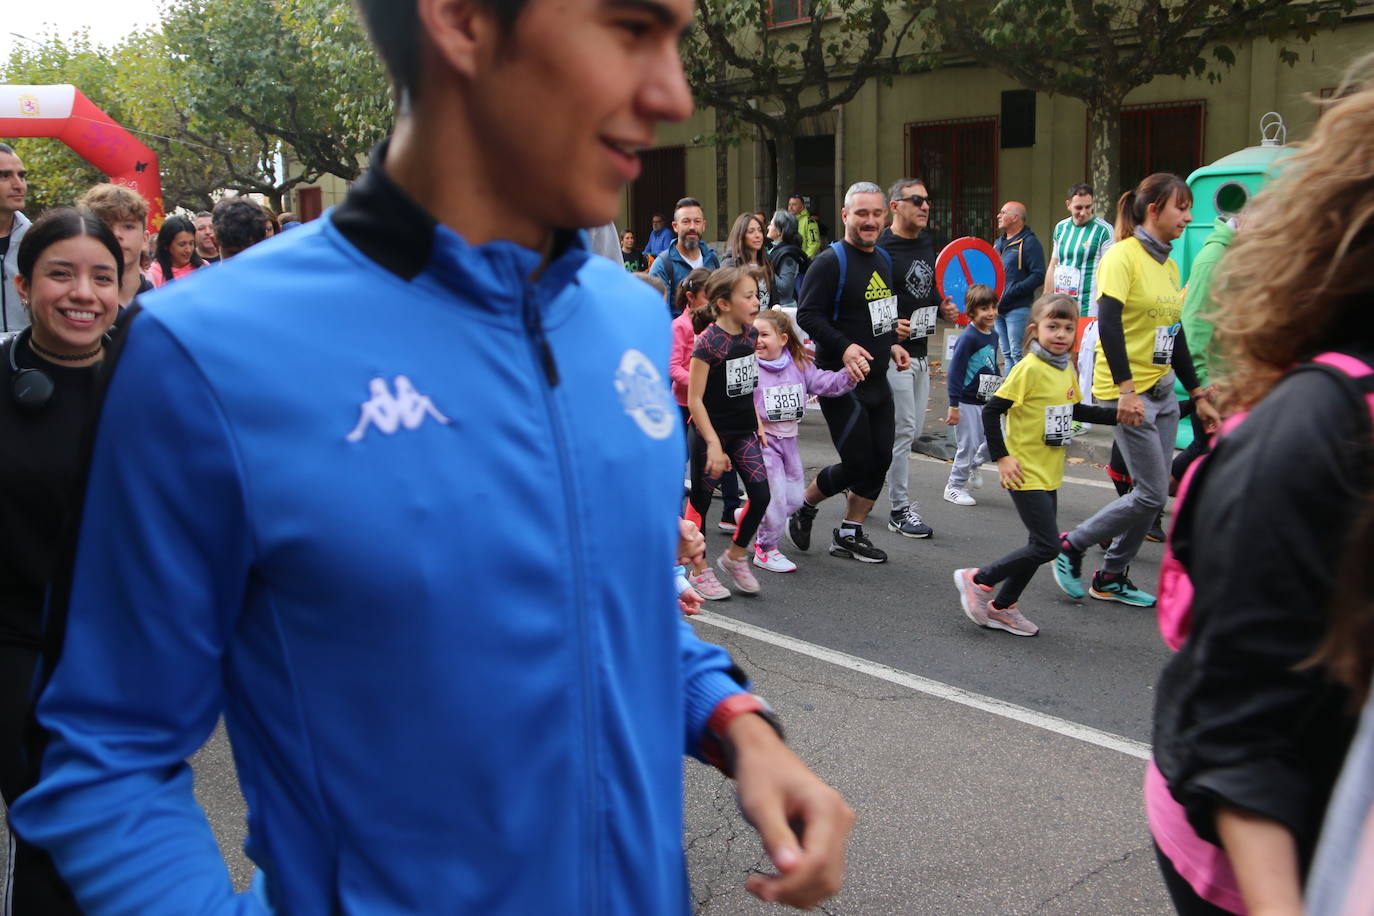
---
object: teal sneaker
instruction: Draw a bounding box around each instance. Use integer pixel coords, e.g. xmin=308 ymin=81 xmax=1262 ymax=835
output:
xmin=1089 ymin=569 xmax=1156 ymax=607
xmin=1052 ymin=534 xmax=1085 ymax=599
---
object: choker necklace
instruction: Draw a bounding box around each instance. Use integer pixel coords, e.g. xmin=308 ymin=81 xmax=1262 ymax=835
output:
xmin=29 ymin=336 xmax=104 ymax=363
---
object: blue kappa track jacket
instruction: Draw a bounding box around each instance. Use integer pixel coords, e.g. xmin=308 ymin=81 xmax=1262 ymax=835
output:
xmin=13 ymin=151 xmax=749 ymax=914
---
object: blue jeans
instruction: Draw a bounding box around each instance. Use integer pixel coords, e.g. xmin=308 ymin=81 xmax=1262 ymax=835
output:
xmin=995 ymin=308 xmax=1029 ymax=366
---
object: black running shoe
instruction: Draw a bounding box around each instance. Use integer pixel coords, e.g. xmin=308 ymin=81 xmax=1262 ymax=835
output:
xmin=829 ymin=527 xmax=888 ymax=563
xmin=788 ymin=502 xmax=818 ymax=552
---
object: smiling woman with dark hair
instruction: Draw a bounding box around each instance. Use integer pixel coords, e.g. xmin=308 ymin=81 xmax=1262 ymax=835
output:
xmin=0 ymin=207 xmax=121 ymax=913
xmin=148 ymin=213 xmax=203 ymax=287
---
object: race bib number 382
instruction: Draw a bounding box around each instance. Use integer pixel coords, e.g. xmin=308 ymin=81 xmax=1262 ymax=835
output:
xmin=762 ymin=383 xmax=805 ymax=422
xmin=726 ymin=354 xmax=758 ymax=397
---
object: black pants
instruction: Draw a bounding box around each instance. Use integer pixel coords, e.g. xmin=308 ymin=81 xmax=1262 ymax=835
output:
xmin=687 ymin=426 xmax=770 ymax=548
xmin=1 ymin=642 xmax=82 ymax=914
xmin=1154 ymin=843 xmax=1239 ymax=915
xmin=680 ymin=406 xmax=740 ymax=517
xmin=975 ymin=489 xmax=1059 ymax=607
xmin=816 ymin=391 xmax=895 ymax=502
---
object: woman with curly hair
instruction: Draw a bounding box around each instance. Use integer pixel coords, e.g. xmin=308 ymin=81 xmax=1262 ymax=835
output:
xmin=1150 ymin=54 xmax=1374 ymax=916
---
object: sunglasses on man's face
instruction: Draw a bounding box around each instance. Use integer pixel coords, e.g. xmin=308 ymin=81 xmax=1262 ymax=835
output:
xmin=895 ymin=194 xmax=930 ymax=208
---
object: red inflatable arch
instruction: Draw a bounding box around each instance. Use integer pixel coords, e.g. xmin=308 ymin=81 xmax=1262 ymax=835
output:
xmin=0 ymin=84 xmax=164 ymax=228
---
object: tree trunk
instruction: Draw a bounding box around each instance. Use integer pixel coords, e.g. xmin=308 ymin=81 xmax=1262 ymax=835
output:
xmin=1086 ymin=95 xmax=1124 ymax=221
xmin=267 ymin=189 xmax=284 ymax=213
xmin=773 ymin=130 xmax=797 ymax=213
xmin=715 ymin=141 xmax=730 ymax=235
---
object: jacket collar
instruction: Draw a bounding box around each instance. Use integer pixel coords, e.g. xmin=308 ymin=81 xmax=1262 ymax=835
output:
xmin=331 ymin=140 xmax=587 ymax=294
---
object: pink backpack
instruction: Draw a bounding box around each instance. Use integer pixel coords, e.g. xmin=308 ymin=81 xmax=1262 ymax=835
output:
xmin=1156 ymin=352 xmax=1374 ymax=651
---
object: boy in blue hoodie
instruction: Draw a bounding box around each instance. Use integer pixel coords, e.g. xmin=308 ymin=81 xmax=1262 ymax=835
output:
xmin=944 ymin=285 xmax=1002 ymax=506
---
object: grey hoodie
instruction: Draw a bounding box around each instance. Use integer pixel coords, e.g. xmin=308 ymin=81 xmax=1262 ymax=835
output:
xmin=2 ymin=210 xmax=33 ymax=335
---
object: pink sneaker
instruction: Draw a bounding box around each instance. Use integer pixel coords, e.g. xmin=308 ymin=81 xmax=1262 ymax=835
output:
xmin=716 ymin=549 xmax=761 ymax=594
xmin=690 ymin=568 xmax=731 ymax=601
xmin=953 ymin=568 xmax=993 ymax=626
xmin=986 ymin=601 xmax=1039 ymax=637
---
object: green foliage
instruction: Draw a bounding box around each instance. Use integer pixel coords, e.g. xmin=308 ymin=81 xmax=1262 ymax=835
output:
xmin=683 ymin=0 xmax=937 ymax=207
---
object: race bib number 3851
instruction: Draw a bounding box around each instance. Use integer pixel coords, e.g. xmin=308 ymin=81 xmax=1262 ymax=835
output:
xmin=762 ymin=383 xmax=805 ymax=422
xmin=726 ymin=354 xmax=758 ymax=397
xmin=869 ymin=296 xmax=898 ymax=336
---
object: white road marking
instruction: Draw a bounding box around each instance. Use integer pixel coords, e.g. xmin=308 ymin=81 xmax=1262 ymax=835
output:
xmin=693 ymin=611 xmax=1151 ymax=760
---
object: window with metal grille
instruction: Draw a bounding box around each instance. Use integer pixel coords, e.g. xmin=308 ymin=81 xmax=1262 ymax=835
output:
xmin=907 ymin=118 xmax=999 ymax=246
xmin=768 ymin=0 xmax=812 ymax=26
xmin=1114 ymin=101 xmax=1204 ymax=197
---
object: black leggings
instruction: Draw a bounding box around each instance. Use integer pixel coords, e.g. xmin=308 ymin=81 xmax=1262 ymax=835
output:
xmin=680 ymin=407 xmax=740 ymax=515
xmin=687 ymin=426 xmax=770 ymax=548
xmin=975 ymin=489 xmax=1059 ymax=607
xmin=1 ymin=642 xmax=82 ymax=914
xmin=816 ymin=392 xmax=895 ymax=502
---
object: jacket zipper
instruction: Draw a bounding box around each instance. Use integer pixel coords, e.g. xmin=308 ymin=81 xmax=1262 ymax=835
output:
xmin=522 ymin=283 xmax=599 ymax=910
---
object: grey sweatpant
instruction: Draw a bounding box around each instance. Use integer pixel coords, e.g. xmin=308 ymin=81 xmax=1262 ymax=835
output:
xmin=947 ymin=402 xmax=987 ymax=489
xmin=887 ymin=357 xmax=931 ymax=512
xmin=1067 ymin=373 xmax=1179 ymax=575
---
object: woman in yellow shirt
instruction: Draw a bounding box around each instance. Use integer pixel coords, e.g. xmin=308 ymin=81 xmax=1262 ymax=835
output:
xmin=1052 ymin=173 xmax=1219 ymax=606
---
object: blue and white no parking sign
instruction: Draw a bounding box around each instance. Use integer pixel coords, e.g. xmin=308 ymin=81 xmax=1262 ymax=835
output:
xmin=935 ymin=238 xmax=1006 ymax=314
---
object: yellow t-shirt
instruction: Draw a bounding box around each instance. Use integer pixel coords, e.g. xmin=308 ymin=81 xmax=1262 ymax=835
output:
xmin=993 ymin=355 xmax=1082 ymax=491
xmin=1092 ymin=237 xmax=1183 ymax=401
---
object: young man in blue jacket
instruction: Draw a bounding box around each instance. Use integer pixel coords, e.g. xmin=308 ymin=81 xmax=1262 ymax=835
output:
xmin=11 ymin=1 xmax=853 ymax=913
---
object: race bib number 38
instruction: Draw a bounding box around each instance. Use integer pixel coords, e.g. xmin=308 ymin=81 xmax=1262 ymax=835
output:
xmin=869 ymin=296 xmax=898 ymax=336
xmin=726 ymin=354 xmax=758 ymax=397
xmin=762 ymin=383 xmax=805 ymax=422
xmin=1153 ymin=324 xmax=1178 ymax=366
xmin=1043 ymin=404 xmax=1073 ymax=447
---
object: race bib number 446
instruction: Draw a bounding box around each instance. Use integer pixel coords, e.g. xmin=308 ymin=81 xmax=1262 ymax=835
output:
xmin=1043 ymin=404 xmax=1073 ymax=447
xmin=726 ymin=354 xmax=758 ymax=397
xmin=869 ymin=296 xmax=898 ymax=336
xmin=912 ymin=305 xmax=938 ymax=339
xmin=762 ymin=383 xmax=805 ymax=422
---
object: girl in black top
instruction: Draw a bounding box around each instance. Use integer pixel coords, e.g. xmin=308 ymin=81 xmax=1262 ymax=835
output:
xmin=686 ymin=266 xmax=771 ymax=596
xmin=1 ymin=207 xmax=123 ymax=914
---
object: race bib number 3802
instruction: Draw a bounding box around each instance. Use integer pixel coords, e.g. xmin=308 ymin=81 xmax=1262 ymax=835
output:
xmin=869 ymin=296 xmax=898 ymax=336
xmin=726 ymin=354 xmax=758 ymax=397
xmin=762 ymin=383 xmax=805 ymax=422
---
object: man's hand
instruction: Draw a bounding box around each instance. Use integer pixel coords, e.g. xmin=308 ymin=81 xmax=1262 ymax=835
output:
xmin=890 ymin=346 xmax=911 ymax=371
xmin=677 ymin=518 xmax=705 ymax=568
xmin=1194 ymin=394 xmax=1221 ymax=434
xmin=895 ymin=317 xmax=912 ymax=342
xmin=1117 ymin=391 xmax=1145 ymax=427
xmin=729 ymin=715 xmax=855 ymax=909
xmin=842 ymin=344 xmax=874 ymax=382
xmin=938 ymin=298 xmax=958 ymax=323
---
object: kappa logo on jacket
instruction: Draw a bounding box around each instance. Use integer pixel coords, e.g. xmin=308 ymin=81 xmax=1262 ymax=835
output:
xmin=346 ymin=375 xmax=452 ymax=443
xmin=614 ymin=349 xmax=676 ymax=441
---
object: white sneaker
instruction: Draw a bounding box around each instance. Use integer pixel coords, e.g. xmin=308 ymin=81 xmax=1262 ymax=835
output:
xmin=970 ymin=469 xmax=984 ymax=490
xmin=753 ymin=546 xmax=797 ymax=573
xmin=944 ymin=486 xmax=976 ymax=506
